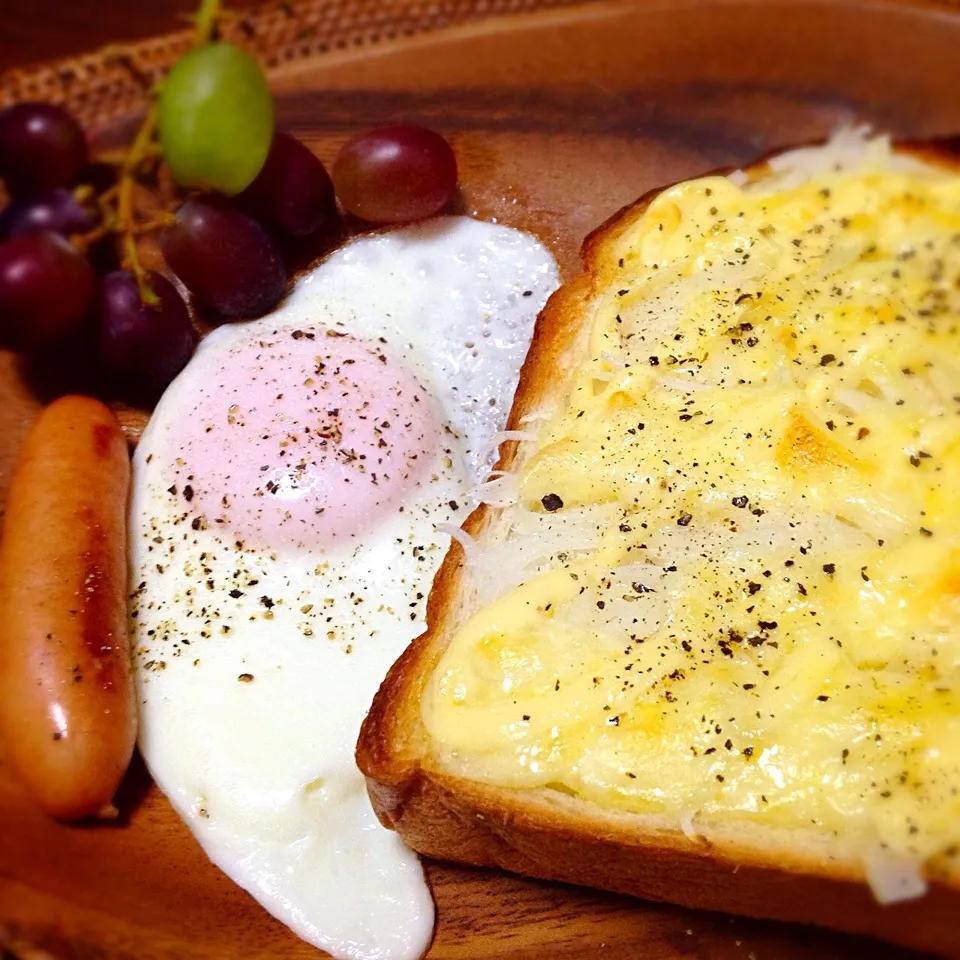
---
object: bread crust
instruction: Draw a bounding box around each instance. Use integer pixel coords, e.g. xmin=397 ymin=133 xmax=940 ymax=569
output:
xmin=356 ymin=140 xmax=960 ymax=958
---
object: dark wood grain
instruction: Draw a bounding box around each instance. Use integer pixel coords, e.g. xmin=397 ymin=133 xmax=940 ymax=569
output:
xmin=0 ymin=748 xmax=926 ymax=960
xmin=0 ymin=1 xmax=225 ymax=72
xmin=1 ymin=0 xmax=960 ymax=958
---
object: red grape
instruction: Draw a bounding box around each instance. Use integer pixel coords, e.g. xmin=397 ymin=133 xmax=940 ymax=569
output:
xmin=0 ymin=103 xmax=88 ymax=195
xmin=160 ymin=195 xmax=286 ymax=318
xmin=332 ymin=124 xmax=457 ymax=224
xmin=0 ymin=187 xmax=94 ymax=240
xmin=236 ymin=133 xmax=336 ymax=237
xmin=0 ymin=231 xmax=95 ymax=352
xmin=98 ymin=271 xmax=196 ymax=403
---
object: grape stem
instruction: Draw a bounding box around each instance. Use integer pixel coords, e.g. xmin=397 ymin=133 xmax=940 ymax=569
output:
xmin=94 ymin=145 xmax=162 ymax=166
xmin=193 ymin=0 xmax=222 ymax=44
xmin=132 ymin=213 xmax=177 ymax=236
xmin=117 ymin=107 xmax=159 ymax=305
xmin=71 ymin=223 xmax=112 ymax=251
xmin=84 ymin=0 xmax=223 ymax=305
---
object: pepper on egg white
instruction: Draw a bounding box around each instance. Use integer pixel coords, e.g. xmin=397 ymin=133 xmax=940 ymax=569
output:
xmin=128 ymin=216 xmax=558 ymax=960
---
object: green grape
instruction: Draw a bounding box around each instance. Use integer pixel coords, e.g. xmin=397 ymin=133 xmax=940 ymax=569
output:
xmin=157 ymin=42 xmax=274 ymax=196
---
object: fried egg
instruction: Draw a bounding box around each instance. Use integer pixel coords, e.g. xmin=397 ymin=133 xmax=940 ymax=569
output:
xmin=129 ymin=216 xmax=558 ymax=959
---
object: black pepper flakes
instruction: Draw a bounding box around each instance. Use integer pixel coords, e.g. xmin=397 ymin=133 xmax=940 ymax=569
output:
xmin=541 ymin=493 xmax=564 ymax=512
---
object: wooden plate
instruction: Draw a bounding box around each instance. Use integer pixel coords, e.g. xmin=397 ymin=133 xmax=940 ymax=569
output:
xmin=2 ymin=0 xmax=959 ymax=956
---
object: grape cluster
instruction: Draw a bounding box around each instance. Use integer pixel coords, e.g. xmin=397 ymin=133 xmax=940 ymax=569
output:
xmin=0 ymin=39 xmax=458 ymax=407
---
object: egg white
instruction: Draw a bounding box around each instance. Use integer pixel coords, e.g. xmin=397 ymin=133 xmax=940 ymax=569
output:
xmin=129 ymin=216 xmax=558 ymax=959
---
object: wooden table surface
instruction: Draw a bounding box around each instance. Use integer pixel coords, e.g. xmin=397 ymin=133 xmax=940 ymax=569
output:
xmin=3 ymin=1 xmax=960 ymax=959
xmin=0 ymin=0 xmax=235 ymax=72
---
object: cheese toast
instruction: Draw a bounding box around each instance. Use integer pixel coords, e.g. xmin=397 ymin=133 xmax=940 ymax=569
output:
xmin=357 ymin=130 xmax=960 ymax=957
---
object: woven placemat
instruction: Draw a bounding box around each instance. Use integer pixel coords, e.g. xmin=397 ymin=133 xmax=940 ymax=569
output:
xmin=0 ymin=0 xmax=595 ymax=129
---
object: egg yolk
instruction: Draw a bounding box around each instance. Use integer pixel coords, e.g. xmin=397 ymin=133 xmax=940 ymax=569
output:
xmin=171 ymin=329 xmax=440 ymax=551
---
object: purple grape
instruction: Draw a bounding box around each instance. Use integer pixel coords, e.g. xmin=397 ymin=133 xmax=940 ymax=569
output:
xmin=236 ymin=133 xmax=337 ymax=237
xmin=0 ymin=231 xmax=95 ymax=352
xmin=160 ymin=195 xmax=286 ymax=318
xmin=98 ymin=270 xmax=196 ymax=403
xmin=0 ymin=187 xmax=94 ymax=240
xmin=332 ymin=125 xmax=457 ymax=224
xmin=0 ymin=103 xmax=88 ymax=195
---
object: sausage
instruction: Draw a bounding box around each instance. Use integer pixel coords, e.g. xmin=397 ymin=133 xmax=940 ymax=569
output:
xmin=0 ymin=394 xmax=135 ymax=820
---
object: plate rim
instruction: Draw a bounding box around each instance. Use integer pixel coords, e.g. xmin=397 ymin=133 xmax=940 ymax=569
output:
xmin=3 ymin=0 xmax=960 ymax=131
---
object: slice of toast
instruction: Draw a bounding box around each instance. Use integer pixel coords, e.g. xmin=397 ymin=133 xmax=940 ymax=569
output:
xmin=357 ymin=131 xmax=960 ymax=958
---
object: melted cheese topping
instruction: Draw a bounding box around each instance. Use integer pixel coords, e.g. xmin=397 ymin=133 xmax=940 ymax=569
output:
xmin=422 ymin=136 xmax=960 ymax=880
